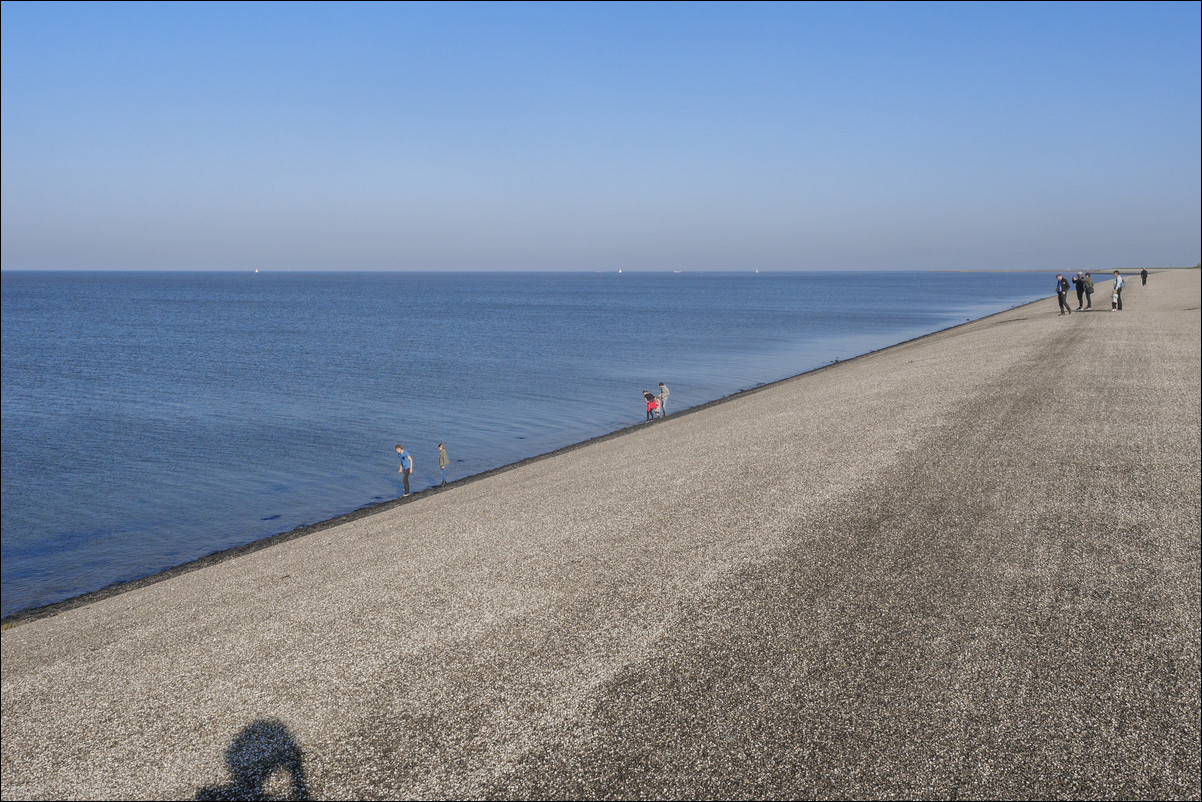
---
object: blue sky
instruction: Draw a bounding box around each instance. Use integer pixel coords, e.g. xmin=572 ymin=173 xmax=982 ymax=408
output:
xmin=2 ymin=1 xmax=1199 ymax=271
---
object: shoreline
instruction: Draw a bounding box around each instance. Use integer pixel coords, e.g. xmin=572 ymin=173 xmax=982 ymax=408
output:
xmin=1 ymin=289 xmax=1052 ymax=629
xmin=3 ymin=268 xmax=1197 ymax=799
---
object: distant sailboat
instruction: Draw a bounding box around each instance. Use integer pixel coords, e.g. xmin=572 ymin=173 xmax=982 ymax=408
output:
xmin=618 ymin=269 xmax=623 ymax=274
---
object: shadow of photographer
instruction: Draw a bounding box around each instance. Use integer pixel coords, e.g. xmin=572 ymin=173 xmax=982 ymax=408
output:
xmin=196 ymin=718 xmax=309 ymax=801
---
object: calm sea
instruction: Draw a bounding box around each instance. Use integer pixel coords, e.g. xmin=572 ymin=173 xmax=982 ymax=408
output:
xmin=1 ymin=270 xmax=1049 ymax=616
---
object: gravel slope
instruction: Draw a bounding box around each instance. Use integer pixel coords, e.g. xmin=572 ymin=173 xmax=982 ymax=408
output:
xmin=3 ymin=269 xmax=1198 ymax=800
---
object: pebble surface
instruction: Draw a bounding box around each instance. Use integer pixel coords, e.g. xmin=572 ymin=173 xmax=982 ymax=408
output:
xmin=3 ymin=271 xmax=1199 ymax=800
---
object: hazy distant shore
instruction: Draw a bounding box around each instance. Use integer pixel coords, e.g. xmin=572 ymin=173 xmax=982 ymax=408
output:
xmin=2 ymin=269 xmax=1198 ymax=800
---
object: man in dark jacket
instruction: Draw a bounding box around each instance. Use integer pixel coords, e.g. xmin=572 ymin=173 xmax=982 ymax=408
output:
xmin=1056 ymin=274 xmax=1073 ymax=315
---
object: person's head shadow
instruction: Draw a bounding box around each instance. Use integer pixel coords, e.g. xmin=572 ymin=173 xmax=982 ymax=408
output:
xmin=196 ymin=719 xmax=309 ymax=801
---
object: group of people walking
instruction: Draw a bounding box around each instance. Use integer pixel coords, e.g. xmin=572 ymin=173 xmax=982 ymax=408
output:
xmin=1057 ymin=269 xmax=1143 ymax=314
xmin=642 ymin=382 xmax=670 ymax=421
xmin=393 ymin=442 xmax=451 ymax=498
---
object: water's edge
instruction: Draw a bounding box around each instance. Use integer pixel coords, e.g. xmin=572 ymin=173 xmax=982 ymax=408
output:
xmin=0 ymin=294 xmax=1047 ymax=629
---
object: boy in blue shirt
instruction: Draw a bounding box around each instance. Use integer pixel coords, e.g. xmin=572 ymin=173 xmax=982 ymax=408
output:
xmin=395 ymin=444 xmax=413 ymax=497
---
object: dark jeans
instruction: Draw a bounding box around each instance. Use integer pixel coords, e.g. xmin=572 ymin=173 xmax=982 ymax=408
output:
xmin=1085 ymin=290 xmax=1092 ymax=308
xmin=1116 ymin=287 xmax=1123 ymax=310
xmin=401 ymin=468 xmax=411 ymax=494
xmin=1058 ymin=292 xmax=1072 ymax=312
xmin=1076 ymin=288 xmax=1084 ymax=307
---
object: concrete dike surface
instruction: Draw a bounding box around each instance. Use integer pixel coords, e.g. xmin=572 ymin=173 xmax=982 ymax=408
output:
xmin=3 ymin=270 xmax=1199 ymax=800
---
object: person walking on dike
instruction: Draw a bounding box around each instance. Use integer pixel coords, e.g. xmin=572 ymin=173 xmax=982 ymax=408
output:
xmin=395 ymin=443 xmax=413 ymax=496
xmin=1112 ymin=270 xmax=1126 ymax=311
xmin=1072 ymin=271 xmax=1086 ymax=310
xmin=1141 ymin=268 xmax=1148 ymax=285
xmin=438 ymin=443 xmax=450 ymax=486
xmin=1083 ymin=272 xmax=1095 ymax=309
xmin=1056 ymin=274 xmax=1073 ymax=315
xmin=657 ymin=382 xmax=670 ymax=417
